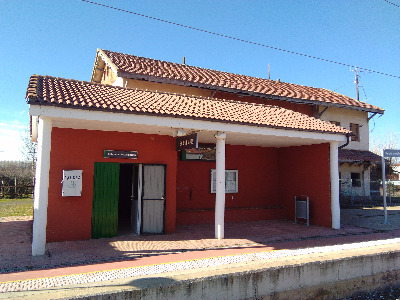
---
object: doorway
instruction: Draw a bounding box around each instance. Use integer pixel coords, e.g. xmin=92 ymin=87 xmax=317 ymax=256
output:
xmin=92 ymin=162 xmax=166 ymax=239
xmin=118 ymin=164 xmax=136 ymax=235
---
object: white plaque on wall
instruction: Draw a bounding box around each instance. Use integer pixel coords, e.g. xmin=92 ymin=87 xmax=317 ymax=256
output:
xmin=62 ymin=170 xmax=83 ymax=197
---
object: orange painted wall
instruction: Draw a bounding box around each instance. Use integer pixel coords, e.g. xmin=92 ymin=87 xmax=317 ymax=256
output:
xmin=176 ymin=144 xmax=286 ymax=225
xmin=176 ymin=143 xmax=331 ymax=227
xmin=47 ymin=128 xmax=332 ymax=241
xmin=213 ymin=92 xmax=313 ymax=116
xmin=47 ymin=127 xmax=177 ymax=242
xmin=278 ymin=143 xmax=331 ymax=227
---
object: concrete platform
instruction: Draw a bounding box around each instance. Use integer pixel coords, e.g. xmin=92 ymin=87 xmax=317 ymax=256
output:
xmin=1 ymin=207 xmax=400 ymax=299
xmin=1 ymin=237 xmax=400 ymax=299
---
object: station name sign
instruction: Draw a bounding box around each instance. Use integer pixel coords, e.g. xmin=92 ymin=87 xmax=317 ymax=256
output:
xmin=383 ymin=149 xmax=400 ymax=158
xmin=176 ymin=133 xmax=198 ymax=151
xmin=104 ymin=150 xmax=138 ymax=159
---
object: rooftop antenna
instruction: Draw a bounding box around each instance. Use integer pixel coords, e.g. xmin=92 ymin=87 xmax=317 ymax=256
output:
xmin=183 ymin=56 xmax=186 ymax=65
xmin=351 ymin=67 xmax=361 ymax=101
xmin=268 ymin=64 xmax=270 ymax=80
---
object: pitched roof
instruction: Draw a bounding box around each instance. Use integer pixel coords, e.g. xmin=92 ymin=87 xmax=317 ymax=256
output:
xmin=92 ymin=49 xmax=384 ymax=114
xmin=339 ymin=149 xmax=381 ymax=163
xmin=26 ymin=75 xmax=350 ymax=135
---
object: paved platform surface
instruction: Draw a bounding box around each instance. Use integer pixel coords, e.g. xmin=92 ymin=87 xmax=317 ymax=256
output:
xmin=1 ymin=207 xmax=400 ymax=298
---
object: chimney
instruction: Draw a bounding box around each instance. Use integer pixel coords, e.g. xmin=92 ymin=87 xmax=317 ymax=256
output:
xmin=276 ymin=79 xmax=280 ymax=83
xmin=183 ymin=56 xmax=186 ymax=65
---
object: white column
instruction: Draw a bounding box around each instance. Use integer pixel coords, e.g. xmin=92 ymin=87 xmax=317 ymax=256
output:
xmin=215 ymin=132 xmax=226 ymax=239
xmin=330 ymin=141 xmax=340 ymax=229
xmin=32 ymin=117 xmax=52 ymax=256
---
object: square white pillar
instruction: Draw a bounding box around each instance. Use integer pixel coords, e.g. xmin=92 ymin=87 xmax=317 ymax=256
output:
xmin=215 ymin=132 xmax=226 ymax=239
xmin=330 ymin=141 xmax=340 ymax=229
xmin=32 ymin=117 xmax=52 ymax=256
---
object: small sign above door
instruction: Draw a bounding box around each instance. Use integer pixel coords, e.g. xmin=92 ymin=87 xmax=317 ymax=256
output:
xmin=104 ymin=150 xmax=138 ymax=159
xmin=176 ymin=133 xmax=198 ymax=151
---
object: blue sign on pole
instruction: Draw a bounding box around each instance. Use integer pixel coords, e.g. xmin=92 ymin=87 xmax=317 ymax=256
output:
xmin=383 ymin=149 xmax=400 ymax=158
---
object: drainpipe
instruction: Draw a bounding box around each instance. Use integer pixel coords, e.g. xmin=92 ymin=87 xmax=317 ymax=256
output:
xmin=338 ymin=133 xmax=352 ymax=150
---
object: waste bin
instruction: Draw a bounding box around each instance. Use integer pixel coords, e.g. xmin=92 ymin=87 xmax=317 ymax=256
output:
xmin=295 ymin=195 xmax=309 ymax=226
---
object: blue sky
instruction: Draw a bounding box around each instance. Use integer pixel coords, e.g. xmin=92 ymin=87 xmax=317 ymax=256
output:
xmin=0 ymin=0 xmax=399 ymax=160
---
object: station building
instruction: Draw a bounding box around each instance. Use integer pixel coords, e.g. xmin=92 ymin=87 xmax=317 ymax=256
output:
xmin=27 ymin=49 xmax=383 ymax=256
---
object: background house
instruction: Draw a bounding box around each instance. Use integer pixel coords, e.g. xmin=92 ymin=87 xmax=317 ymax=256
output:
xmin=317 ymin=107 xmax=382 ymax=197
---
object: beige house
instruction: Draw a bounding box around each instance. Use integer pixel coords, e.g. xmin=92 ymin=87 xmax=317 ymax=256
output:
xmin=318 ymin=107 xmax=382 ymax=197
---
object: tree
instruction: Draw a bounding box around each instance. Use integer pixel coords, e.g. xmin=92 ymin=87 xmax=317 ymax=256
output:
xmin=20 ymin=128 xmax=37 ymax=164
xmin=19 ymin=127 xmax=37 ymax=190
xmin=370 ymin=131 xmax=400 ymax=180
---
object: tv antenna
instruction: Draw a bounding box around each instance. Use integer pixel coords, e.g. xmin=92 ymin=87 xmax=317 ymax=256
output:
xmin=350 ymin=67 xmax=361 ymax=101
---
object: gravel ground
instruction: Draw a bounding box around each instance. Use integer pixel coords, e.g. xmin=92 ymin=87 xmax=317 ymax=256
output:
xmin=341 ymin=206 xmax=400 ymax=231
xmin=343 ymin=284 xmax=400 ymax=299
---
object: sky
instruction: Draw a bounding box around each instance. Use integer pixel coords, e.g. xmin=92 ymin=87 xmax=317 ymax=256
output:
xmin=0 ymin=0 xmax=399 ymax=161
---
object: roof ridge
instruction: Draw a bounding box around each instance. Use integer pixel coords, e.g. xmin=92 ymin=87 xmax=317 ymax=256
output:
xmin=101 ymin=49 xmax=278 ymax=83
xmin=100 ymin=50 xmax=358 ymax=97
xmin=99 ymin=49 xmax=384 ymax=114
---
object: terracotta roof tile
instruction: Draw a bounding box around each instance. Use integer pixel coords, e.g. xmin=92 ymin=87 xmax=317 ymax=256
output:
xmin=339 ymin=149 xmax=381 ymax=163
xmin=26 ymin=75 xmax=350 ymax=135
xmin=97 ymin=49 xmax=384 ymax=114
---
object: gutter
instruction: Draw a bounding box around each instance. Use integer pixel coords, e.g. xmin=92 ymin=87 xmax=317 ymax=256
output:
xmin=338 ymin=133 xmax=353 ymax=150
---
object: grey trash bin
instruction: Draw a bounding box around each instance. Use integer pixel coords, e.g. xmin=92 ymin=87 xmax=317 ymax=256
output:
xmin=295 ymin=195 xmax=309 ymax=226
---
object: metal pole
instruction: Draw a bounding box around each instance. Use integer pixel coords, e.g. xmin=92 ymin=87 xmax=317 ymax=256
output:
xmin=382 ymin=149 xmax=388 ymax=224
xmin=355 ymin=67 xmax=360 ymax=101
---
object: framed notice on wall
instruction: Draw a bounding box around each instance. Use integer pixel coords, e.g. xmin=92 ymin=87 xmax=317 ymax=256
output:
xmin=210 ymin=169 xmax=238 ymax=193
xmin=62 ymin=170 xmax=83 ymax=197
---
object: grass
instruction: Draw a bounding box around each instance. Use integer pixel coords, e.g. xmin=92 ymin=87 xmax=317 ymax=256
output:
xmin=0 ymin=198 xmax=33 ymax=217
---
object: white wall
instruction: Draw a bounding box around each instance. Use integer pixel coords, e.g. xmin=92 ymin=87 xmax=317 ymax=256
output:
xmin=319 ymin=107 xmax=369 ymax=151
xmin=339 ymin=164 xmax=371 ymax=196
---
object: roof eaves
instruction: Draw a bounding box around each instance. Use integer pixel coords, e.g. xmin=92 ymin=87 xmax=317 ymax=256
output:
xmin=25 ymin=74 xmax=39 ymax=102
xmin=90 ymin=49 xmax=120 ymax=83
xmin=28 ymin=100 xmax=349 ymax=136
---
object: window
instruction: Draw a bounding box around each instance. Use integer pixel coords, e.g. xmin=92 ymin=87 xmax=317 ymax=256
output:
xmin=330 ymin=121 xmax=341 ymax=126
xmin=210 ymin=169 xmax=238 ymax=193
xmin=350 ymin=123 xmax=360 ymax=141
xmin=351 ymin=172 xmax=361 ymax=187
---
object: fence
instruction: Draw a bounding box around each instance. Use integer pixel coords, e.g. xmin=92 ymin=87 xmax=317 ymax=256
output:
xmin=340 ymin=179 xmax=400 ymax=207
xmin=0 ymin=185 xmax=34 ymax=199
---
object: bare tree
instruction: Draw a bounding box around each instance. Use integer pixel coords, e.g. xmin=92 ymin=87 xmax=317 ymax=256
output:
xmin=20 ymin=128 xmax=37 ymax=163
xmin=19 ymin=127 xmax=37 ymax=191
xmin=371 ymin=131 xmax=400 ymax=162
xmin=370 ymin=131 xmax=400 ymax=180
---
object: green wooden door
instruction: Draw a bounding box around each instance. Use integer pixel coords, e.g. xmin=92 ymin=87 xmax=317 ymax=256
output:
xmin=91 ymin=162 xmax=120 ymax=239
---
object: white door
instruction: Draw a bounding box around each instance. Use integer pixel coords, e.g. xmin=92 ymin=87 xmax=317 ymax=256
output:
xmin=141 ymin=165 xmax=166 ymax=233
